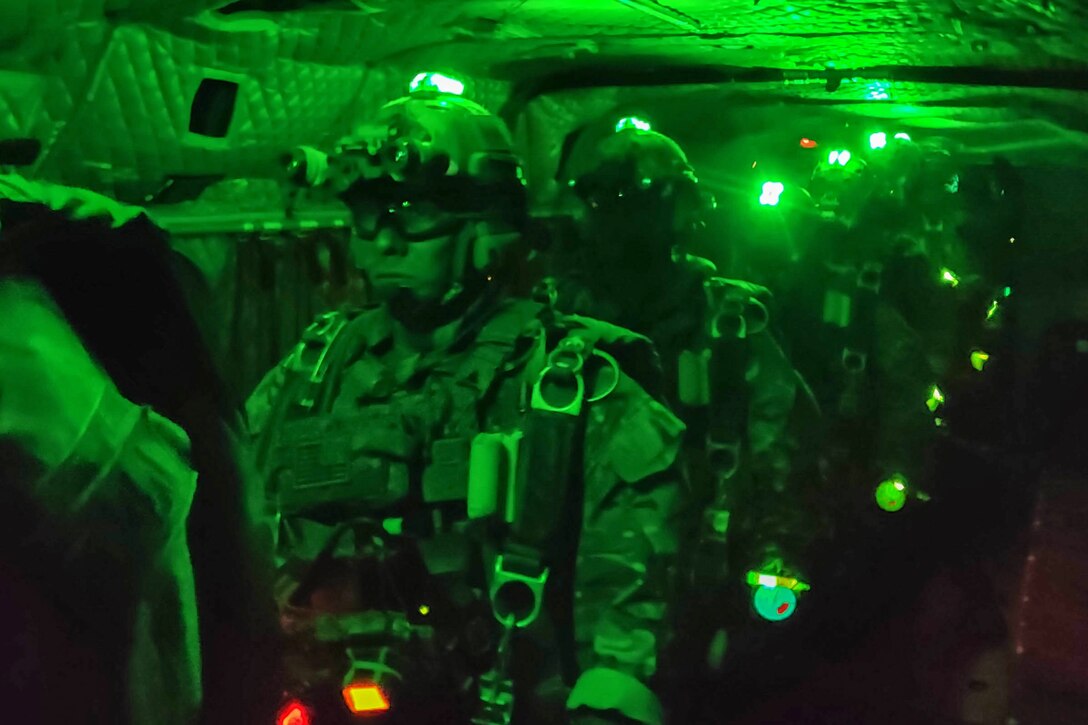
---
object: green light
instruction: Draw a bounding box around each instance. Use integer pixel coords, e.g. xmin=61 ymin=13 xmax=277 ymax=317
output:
xmin=866 ymin=82 xmax=890 ymax=101
xmin=940 ymin=267 xmax=960 ymax=287
xmin=875 ymin=474 xmax=909 ymax=512
xmin=828 ymin=149 xmax=852 ymax=167
xmin=894 ymin=132 xmax=912 ymax=141
xmin=869 ymin=132 xmax=887 ymax=150
xmin=759 ymin=181 xmax=785 ymax=206
xmin=1003 ymin=286 xmax=1012 ymax=297
xmin=409 ymin=72 xmax=465 ymax=96
xmin=745 ymin=570 xmax=811 ymax=592
xmin=926 ymin=385 xmax=945 ymax=413
xmin=970 ymin=350 xmax=991 ymax=372
xmin=615 ymin=116 xmax=652 ymax=133
xmin=986 ymin=299 xmax=1000 ymax=321
xmin=418 ymin=604 xmax=430 ymax=616
xmin=753 ymin=585 xmax=797 ymax=621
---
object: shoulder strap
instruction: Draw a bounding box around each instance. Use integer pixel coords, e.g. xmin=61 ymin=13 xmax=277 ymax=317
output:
xmin=452 ymin=299 xmax=546 ymax=396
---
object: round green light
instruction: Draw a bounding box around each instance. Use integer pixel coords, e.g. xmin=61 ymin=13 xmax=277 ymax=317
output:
xmin=875 ymin=477 xmax=908 ymax=512
xmin=753 ymin=585 xmax=797 ymax=621
xmin=869 ymin=132 xmax=887 ymax=150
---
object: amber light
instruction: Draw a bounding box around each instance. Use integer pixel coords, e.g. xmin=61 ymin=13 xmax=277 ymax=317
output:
xmin=343 ymin=683 xmax=391 ymax=714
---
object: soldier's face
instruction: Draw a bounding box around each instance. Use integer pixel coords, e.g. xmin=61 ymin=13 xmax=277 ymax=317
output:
xmin=351 ymin=227 xmax=458 ymax=303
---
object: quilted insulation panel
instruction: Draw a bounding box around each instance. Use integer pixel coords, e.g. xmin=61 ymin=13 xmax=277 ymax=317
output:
xmin=1 ymin=0 xmax=1085 ymax=202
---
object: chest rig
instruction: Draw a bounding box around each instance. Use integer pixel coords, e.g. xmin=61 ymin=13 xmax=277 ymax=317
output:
xmin=674 ymin=276 xmax=770 ymax=587
xmin=263 ymin=301 xmax=624 ymax=724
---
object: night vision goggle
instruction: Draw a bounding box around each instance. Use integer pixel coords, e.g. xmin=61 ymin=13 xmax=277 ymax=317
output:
xmin=288 ymin=138 xmax=527 ymax=241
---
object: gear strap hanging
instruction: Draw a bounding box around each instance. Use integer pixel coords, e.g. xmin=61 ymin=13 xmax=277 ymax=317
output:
xmin=489 ymin=333 xmax=592 ymax=628
xmin=475 ymin=332 xmax=598 ymax=725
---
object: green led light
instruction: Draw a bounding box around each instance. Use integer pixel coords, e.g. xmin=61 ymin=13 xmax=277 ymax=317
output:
xmin=759 ymin=181 xmax=785 ymax=206
xmin=1003 ymin=286 xmax=1012 ymax=297
xmin=869 ymin=132 xmax=887 ymax=150
xmin=875 ymin=474 xmax=909 ymax=512
xmin=894 ymin=132 xmax=912 ymax=141
xmin=940 ymin=267 xmax=960 ymax=287
xmin=866 ymin=82 xmax=891 ymax=101
xmin=615 ymin=116 xmax=652 ymax=133
xmin=986 ymin=299 xmax=1000 ymax=321
xmin=418 ymin=604 xmax=430 ymax=616
xmin=926 ymin=385 xmax=945 ymax=413
xmin=970 ymin=349 xmax=991 ymax=372
xmin=827 ymin=149 xmax=852 ymax=167
xmin=753 ymin=585 xmax=797 ymax=621
xmin=409 ymin=72 xmax=465 ymax=96
xmin=746 ymin=570 xmax=811 ymax=592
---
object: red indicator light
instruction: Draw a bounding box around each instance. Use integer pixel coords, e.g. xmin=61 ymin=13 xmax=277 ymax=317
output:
xmin=800 ymin=137 xmax=818 ymax=149
xmin=777 ymin=602 xmax=790 ymax=615
xmin=343 ymin=683 xmax=391 ymax=714
xmin=277 ymin=700 xmax=311 ymax=725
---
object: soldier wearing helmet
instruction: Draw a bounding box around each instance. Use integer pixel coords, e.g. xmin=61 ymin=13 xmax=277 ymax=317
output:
xmin=775 ymin=135 xmax=973 ymax=549
xmin=248 ymin=86 xmax=683 ymax=724
xmin=546 ymin=116 xmax=814 ymax=684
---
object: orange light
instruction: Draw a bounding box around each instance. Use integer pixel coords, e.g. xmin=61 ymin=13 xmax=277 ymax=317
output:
xmin=343 ymin=683 xmax=391 ymax=714
xmin=276 ymin=700 xmax=311 ymax=725
xmin=800 ymin=137 xmax=818 ymax=149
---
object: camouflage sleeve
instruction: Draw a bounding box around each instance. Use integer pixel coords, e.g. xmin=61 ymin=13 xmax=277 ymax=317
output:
xmin=567 ymin=369 xmax=684 ymax=725
xmin=873 ymin=301 xmax=937 ymax=480
xmin=746 ymin=331 xmax=800 ymax=492
xmin=245 ymin=353 xmax=294 ymax=441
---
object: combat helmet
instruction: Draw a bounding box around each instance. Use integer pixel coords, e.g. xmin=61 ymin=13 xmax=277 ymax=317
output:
xmin=559 ymin=116 xmax=707 ymax=236
xmin=289 ymin=74 xmax=528 ymax=279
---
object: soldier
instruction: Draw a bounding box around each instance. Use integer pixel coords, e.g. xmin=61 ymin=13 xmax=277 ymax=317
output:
xmin=547 ymin=118 xmax=815 ymax=683
xmin=247 ymin=88 xmax=683 ymax=724
xmin=0 ymin=180 xmax=202 ymax=725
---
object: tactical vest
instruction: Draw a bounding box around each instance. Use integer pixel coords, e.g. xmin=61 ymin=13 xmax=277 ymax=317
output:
xmin=255 ymin=300 xmax=646 ymax=547
xmin=256 ymin=301 xmax=541 ymax=524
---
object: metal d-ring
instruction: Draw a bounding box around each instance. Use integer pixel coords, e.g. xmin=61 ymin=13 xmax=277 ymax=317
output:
xmin=587 ymin=349 xmax=620 ymax=402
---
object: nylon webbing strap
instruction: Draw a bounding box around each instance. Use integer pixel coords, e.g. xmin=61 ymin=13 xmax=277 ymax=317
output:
xmin=490 ymin=331 xmax=589 ymax=629
xmin=839 ymin=263 xmax=881 ymax=419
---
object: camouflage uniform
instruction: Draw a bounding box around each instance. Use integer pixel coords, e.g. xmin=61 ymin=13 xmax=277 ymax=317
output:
xmin=248 ymin=91 xmax=682 ymax=724
xmin=247 ymin=298 xmax=682 ymax=723
xmin=550 ymin=120 xmax=809 ymax=612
